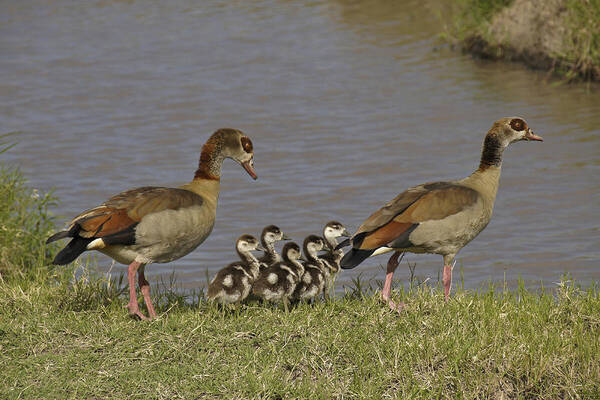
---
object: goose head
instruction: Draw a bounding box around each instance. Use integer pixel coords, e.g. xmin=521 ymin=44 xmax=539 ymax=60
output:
xmin=488 ymin=117 xmax=543 ymax=146
xmin=198 ymin=128 xmax=257 ymax=180
xmin=261 ymin=225 xmax=291 ymax=247
xmin=480 ymin=117 xmax=543 ymax=168
xmin=220 ymin=128 xmax=257 ymax=179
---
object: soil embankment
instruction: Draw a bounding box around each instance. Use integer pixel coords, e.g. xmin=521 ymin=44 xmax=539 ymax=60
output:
xmin=454 ymin=0 xmax=600 ymax=81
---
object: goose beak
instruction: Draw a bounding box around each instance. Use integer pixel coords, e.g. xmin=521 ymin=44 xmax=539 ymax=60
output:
xmin=524 ymin=129 xmax=543 ymax=142
xmin=241 ymin=157 xmax=258 ymax=180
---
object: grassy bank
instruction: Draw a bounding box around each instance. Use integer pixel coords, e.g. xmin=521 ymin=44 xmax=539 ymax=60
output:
xmin=2 ymin=276 xmax=600 ymax=399
xmin=1 ymin=166 xmax=600 ymax=399
xmin=446 ymin=0 xmax=600 ymax=82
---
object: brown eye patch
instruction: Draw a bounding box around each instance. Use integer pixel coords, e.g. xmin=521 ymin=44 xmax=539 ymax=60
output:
xmin=240 ymin=137 xmax=253 ymax=153
xmin=510 ymin=118 xmax=526 ymax=131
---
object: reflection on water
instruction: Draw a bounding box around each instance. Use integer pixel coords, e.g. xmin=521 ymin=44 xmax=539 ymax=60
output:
xmin=2 ymin=0 xmax=599 ymax=292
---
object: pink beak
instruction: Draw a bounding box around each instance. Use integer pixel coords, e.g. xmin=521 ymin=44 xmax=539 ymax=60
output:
xmin=242 ymin=159 xmax=257 ymax=180
xmin=525 ymin=129 xmax=543 ymax=142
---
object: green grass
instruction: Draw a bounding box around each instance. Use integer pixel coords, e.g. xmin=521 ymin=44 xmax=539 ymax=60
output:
xmin=1 ymin=163 xmax=600 ymax=399
xmin=560 ymin=0 xmax=600 ymax=81
xmin=0 ymin=160 xmax=58 ymax=282
xmin=446 ymin=0 xmax=514 ymax=43
xmin=1 ymin=275 xmax=599 ymax=399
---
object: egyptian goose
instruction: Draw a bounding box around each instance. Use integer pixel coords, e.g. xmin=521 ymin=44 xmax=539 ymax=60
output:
xmin=207 ymin=234 xmax=264 ymax=304
xmin=46 ymin=128 xmax=257 ymax=320
xmin=252 ymin=242 xmax=304 ymax=312
xmin=257 ymin=225 xmax=291 ymax=268
xmin=292 ymin=235 xmax=327 ymax=302
xmin=319 ymin=221 xmax=350 ymax=299
xmin=337 ymin=117 xmax=542 ymax=311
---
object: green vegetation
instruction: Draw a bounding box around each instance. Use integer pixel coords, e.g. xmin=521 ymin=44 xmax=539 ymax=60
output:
xmin=447 ymin=0 xmax=514 ymax=42
xmin=0 ymin=139 xmax=57 ymax=282
xmin=446 ymin=0 xmax=600 ymax=82
xmin=1 ymin=164 xmax=600 ymax=399
xmin=562 ymin=0 xmax=600 ymax=80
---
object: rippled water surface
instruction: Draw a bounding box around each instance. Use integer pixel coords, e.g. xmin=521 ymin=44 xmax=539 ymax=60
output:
xmin=2 ymin=0 xmax=599 ymax=292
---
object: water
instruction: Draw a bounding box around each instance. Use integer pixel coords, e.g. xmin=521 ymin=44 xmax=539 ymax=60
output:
xmin=2 ymin=0 xmax=599 ymax=293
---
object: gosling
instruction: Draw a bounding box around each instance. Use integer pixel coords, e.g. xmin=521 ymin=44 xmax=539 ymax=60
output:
xmin=258 ymin=225 xmax=290 ymax=268
xmin=319 ymin=221 xmax=350 ymax=299
xmin=293 ymin=235 xmax=327 ymax=302
xmin=252 ymin=242 xmax=304 ymax=312
xmin=207 ymin=234 xmax=264 ymax=304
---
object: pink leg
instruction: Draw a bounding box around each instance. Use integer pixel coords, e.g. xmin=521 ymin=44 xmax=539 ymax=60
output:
xmin=127 ymin=261 xmax=148 ymax=320
xmin=381 ymin=251 xmax=404 ymax=312
xmin=442 ymin=259 xmax=455 ymax=301
xmin=138 ymin=265 xmax=157 ymax=319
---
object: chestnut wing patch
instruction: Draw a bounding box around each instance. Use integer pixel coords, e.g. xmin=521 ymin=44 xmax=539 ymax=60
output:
xmin=354 ymin=186 xmax=428 ymax=237
xmin=68 ymin=187 xmax=204 ymax=245
xmin=353 ymin=183 xmax=479 ymax=250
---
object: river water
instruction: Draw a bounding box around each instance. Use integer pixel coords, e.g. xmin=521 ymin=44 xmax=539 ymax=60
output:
xmin=2 ymin=0 xmax=599 ymax=293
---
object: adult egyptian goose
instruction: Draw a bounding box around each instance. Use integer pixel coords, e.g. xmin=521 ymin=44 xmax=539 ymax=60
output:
xmin=207 ymin=234 xmax=264 ymax=304
xmin=257 ymin=225 xmax=291 ymax=268
xmin=292 ymin=235 xmax=326 ymax=302
xmin=319 ymin=221 xmax=350 ymax=299
xmin=337 ymin=117 xmax=542 ymax=311
xmin=46 ymin=128 xmax=257 ymax=320
xmin=252 ymin=242 xmax=304 ymax=312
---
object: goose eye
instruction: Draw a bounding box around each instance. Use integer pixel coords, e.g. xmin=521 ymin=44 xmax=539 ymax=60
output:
xmin=510 ymin=118 xmax=525 ymax=132
xmin=240 ymin=137 xmax=253 ymax=153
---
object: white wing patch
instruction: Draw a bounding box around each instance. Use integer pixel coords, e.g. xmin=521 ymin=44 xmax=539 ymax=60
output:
xmin=87 ymin=238 xmax=106 ymax=250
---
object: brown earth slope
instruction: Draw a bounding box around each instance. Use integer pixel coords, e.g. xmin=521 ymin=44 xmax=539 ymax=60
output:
xmin=460 ymin=0 xmax=600 ymax=81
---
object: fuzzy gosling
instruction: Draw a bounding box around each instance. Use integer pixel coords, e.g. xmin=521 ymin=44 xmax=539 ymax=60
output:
xmin=319 ymin=221 xmax=350 ymax=298
xmin=258 ymin=225 xmax=291 ymax=268
xmin=207 ymin=234 xmax=264 ymax=304
xmin=293 ymin=235 xmax=327 ymax=302
xmin=252 ymin=242 xmax=304 ymax=312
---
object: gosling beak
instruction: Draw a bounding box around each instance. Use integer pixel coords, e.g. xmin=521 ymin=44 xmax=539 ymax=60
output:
xmin=282 ymin=233 xmax=292 ymax=241
xmin=255 ymin=244 xmax=266 ymax=252
xmin=299 ymin=256 xmax=308 ymax=262
xmin=241 ymin=157 xmax=258 ymax=180
xmin=524 ymin=128 xmax=543 ymax=142
xmin=341 ymin=228 xmax=351 ymax=237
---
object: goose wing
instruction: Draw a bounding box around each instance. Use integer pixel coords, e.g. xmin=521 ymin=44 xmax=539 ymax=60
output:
xmin=352 ymin=182 xmax=479 ymax=251
xmin=49 ymin=186 xmax=203 ymax=246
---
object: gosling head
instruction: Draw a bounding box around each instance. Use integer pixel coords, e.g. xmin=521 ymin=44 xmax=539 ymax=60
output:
xmin=261 ymin=225 xmax=291 ymax=246
xmin=236 ymin=234 xmax=265 ymax=253
xmin=303 ymin=234 xmax=325 ymax=260
xmin=323 ymin=221 xmax=351 ymax=243
xmin=281 ymin=242 xmax=302 ymax=262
